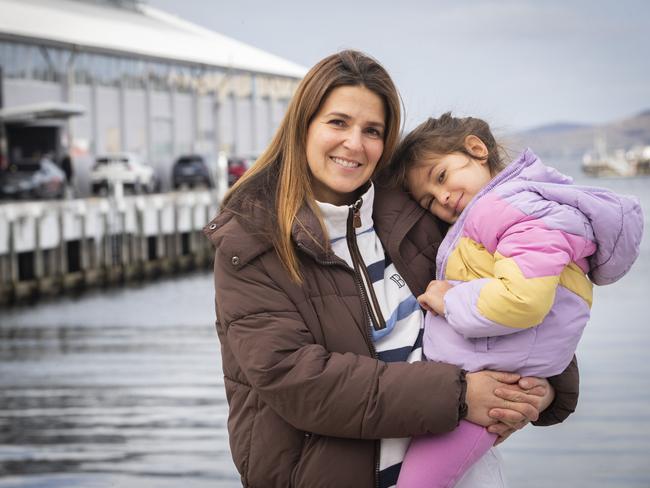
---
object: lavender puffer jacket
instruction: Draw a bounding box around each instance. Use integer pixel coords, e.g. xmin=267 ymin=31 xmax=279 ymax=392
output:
xmin=425 ymin=149 xmax=643 ymax=376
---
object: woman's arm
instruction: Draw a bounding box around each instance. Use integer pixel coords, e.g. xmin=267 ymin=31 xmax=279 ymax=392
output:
xmin=533 ymin=355 xmax=579 ymax=426
xmin=465 ymin=371 xmax=539 ymax=426
xmin=215 ymin=249 xmax=467 ymax=440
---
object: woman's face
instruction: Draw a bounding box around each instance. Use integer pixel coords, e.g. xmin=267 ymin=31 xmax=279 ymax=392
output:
xmin=306 ymin=85 xmax=386 ymax=205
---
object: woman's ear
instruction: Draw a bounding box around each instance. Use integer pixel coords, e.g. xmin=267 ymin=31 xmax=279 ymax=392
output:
xmin=464 ymin=135 xmax=488 ymax=160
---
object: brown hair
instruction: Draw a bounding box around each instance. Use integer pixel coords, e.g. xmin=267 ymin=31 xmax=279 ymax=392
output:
xmin=389 ymin=112 xmax=505 ymax=189
xmin=221 ymin=50 xmax=402 ymax=282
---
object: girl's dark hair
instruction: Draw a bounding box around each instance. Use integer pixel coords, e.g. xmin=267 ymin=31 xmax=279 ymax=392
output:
xmin=389 ymin=112 xmax=505 ymax=188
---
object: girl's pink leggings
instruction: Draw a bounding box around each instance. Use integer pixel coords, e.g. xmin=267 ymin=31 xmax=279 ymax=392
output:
xmin=397 ymin=420 xmax=497 ymax=488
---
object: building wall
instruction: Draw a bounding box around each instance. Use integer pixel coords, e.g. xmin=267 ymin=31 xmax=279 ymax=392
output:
xmin=1 ymin=39 xmax=299 ymax=195
xmin=173 ymin=92 xmax=193 ymax=157
xmin=123 ymin=88 xmax=146 ymax=156
xmin=4 ymin=79 xmax=61 ymax=109
xmin=96 ymin=85 xmax=120 ymax=155
xmin=197 ymin=94 xmax=215 ymax=157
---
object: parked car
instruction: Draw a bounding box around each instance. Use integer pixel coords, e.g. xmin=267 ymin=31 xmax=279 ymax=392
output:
xmin=0 ymin=158 xmax=65 ymax=200
xmin=171 ymin=154 xmax=213 ymax=189
xmin=91 ymin=153 xmax=157 ymax=195
xmin=228 ymin=155 xmax=256 ymax=186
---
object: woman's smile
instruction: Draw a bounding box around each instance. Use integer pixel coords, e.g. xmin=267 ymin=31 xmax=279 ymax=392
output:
xmin=306 ymin=85 xmax=385 ymax=205
xmin=330 ymin=156 xmax=362 ymax=169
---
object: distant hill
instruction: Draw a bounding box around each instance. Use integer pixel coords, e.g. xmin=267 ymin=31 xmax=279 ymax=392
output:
xmin=503 ymin=109 xmax=650 ymax=176
xmin=517 ymin=122 xmax=591 ymax=135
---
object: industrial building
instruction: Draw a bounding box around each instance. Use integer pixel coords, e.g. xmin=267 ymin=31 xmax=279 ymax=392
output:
xmin=0 ymin=0 xmax=306 ymax=193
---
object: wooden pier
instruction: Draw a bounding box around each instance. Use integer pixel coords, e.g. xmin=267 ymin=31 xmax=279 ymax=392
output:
xmin=0 ymin=190 xmax=220 ymax=305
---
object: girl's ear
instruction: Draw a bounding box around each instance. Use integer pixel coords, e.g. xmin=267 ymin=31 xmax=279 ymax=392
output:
xmin=464 ymin=135 xmax=488 ymax=161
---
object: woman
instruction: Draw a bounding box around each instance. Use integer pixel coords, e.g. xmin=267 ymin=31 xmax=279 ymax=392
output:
xmin=204 ymin=50 xmax=579 ymax=488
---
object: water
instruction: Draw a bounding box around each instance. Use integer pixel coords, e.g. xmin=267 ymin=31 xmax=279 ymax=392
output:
xmin=0 ymin=275 xmax=238 ymax=487
xmin=1 ymin=176 xmax=649 ymax=487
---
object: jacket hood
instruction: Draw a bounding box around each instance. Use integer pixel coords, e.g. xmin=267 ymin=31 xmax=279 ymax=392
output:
xmin=505 ymin=149 xmax=644 ymax=285
xmin=516 ymin=148 xmax=575 ymax=185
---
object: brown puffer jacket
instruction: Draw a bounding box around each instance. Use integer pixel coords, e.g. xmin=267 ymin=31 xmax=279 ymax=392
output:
xmin=204 ymin=185 xmax=579 ymax=488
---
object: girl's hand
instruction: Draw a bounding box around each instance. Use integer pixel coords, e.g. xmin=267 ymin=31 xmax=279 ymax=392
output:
xmin=417 ymin=280 xmax=453 ymax=315
xmin=487 ymin=376 xmax=555 ymax=445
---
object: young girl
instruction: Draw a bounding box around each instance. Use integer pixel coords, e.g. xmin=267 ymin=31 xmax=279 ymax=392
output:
xmin=391 ymin=113 xmax=644 ymax=488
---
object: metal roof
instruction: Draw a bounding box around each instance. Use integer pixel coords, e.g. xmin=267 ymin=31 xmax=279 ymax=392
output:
xmin=0 ymin=102 xmax=86 ymax=123
xmin=0 ymin=0 xmax=308 ymax=79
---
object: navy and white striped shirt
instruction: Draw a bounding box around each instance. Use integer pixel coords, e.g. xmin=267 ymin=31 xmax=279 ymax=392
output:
xmin=317 ymin=183 xmax=425 ymax=488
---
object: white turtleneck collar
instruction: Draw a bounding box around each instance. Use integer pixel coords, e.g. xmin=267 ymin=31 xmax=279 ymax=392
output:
xmin=315 ymin=183 xmax=375 ymax=242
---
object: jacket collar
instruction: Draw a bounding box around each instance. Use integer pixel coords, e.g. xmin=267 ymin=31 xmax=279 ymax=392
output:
xmin=316 ymin=184 xmax=375 ymax=242
xmin=204 ymin=181 xmax=429 ymax=270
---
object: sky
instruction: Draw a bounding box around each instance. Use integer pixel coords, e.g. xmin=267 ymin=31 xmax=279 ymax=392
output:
xmin=147 ymin=0 xmax=650 ymax=132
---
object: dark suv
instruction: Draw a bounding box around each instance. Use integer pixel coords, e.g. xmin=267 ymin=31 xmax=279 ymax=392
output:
xmin=171 ymin=155 xmax=213 ymax=189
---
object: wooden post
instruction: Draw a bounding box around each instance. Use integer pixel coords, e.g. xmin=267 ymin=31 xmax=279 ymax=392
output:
xmin=189 ymin=201 xmax=196 ymax=257
xmin=120 ymin=210 xmax=128 ymax=267
xmin=34 ymin=215 xmax=44 ymax=281
xmin=136 ymin=203 xmax=146 ymax=277
xmin=156 ymin=206 xmax=165 ymax=261
xmin=58 ymin=208 xmax=67 ymax=277
xmin=102 ymin=211 xmax=111 ymax=283
xmin=173 ymin=203 xmax=181 ymax=267
xmin=6 ymin=219 xmax=17 ymax=303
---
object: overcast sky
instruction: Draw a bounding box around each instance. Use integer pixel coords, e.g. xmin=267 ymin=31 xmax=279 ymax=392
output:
xmin=147 ymin=0 xmax=649 ymax=132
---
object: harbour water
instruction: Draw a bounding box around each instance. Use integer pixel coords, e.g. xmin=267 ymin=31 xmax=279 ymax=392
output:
xmin=1 ymin=176 xmax=649 ymax=487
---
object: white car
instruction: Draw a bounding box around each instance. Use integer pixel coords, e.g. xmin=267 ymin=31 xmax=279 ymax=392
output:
xmin=91 ymin=153 xmax=157 ymax=195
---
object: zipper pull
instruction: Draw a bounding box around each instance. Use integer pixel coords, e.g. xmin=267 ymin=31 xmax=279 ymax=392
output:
xmin=352 ymin=198 xmax=362 ymax=228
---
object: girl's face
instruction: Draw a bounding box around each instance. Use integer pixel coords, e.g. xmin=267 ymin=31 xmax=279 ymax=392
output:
xmin=306 ymin=85 xmax=386 ymax=206
xmin=406 ymin=144 xmax=492 ymax=223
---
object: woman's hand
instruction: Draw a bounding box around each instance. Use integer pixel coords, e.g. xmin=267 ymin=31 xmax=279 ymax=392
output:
xmin=465 ymin=371 xmax=524 ymax=427
xmin=487 ymin=376 xmax=555 ymax=445
xmin=465 ymin=372 xmax=555 ymax=445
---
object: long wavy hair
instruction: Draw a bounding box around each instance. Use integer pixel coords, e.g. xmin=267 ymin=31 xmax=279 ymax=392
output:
xmin=221 ymin=50 xmax=402 ymax=282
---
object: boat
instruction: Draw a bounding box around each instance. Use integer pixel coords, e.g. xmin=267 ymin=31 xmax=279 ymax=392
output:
xmin=581 ymin=135 xmax=650 ymax=177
